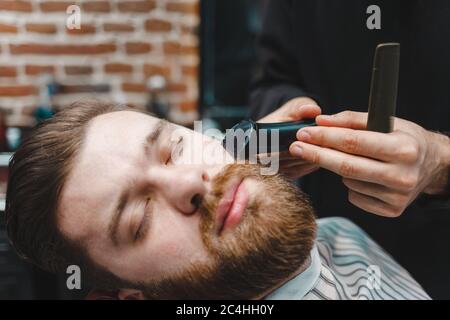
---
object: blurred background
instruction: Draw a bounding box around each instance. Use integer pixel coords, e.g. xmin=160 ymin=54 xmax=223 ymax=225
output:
xmin=0 ymin=0 xmax=265 ymax=299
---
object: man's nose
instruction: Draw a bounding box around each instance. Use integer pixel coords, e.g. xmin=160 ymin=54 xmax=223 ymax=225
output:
xmin=154 ymin=166 xmax=210 ymax=215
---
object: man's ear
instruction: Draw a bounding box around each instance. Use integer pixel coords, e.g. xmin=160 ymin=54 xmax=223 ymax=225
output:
xmin=118 ymin=288 xmax=145 ymax=300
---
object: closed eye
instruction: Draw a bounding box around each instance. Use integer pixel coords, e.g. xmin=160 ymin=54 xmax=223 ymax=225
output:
xmin=166 ymin=136 xmax=184 ymax=165
xmin=134 ymin=198 xmax=152 ymax=242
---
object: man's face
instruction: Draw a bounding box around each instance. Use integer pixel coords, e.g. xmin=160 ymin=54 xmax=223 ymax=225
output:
xmin=58 ymin=110 xmax=316 ymax=299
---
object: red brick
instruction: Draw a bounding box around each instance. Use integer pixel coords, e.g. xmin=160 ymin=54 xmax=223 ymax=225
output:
xmin=166 ymin=1 xmax=199 ymax=15
xmin=0 ymin=23 xmax=17 ymax=33
xmin=181 ymin=65 xmax=197 ymax=77
xmin=167 ymin=82 xmax=187 ymax=93
xmin=125 ymin=42 xmax=152 ymax=54
xmin=10 ymin=43 xmax=116 ymax=55
xmin=181 ymin=24 xmax=198 ymax=36
xmin=163 ymin=41 xmax=181 ymax=54
xmin=143 ymin=64 xmax=170 ymax=77
xmin=25 ymin=65 xmax=55 ymax=75
xmin=66 ymin=24 xmax=96 ymax=35
xmin=82 ymin=1 xmax=110 ymax=12
xmin=59 ymin=84 xmax=110 ymax=94
xmin=104 ymin=63 xmax=133 ymax=73
xmin=122 ymin=82 xmax=147 ymax=93
xmin=0 ymin=66 xmax=16 ymax=77
xmin=0 ymin=85 xmax=36 ymax=97
xmin=179 ymin=100 xmax=197 ymax=112
xmin=103 ymin=23 xmax=134 ymax=32
xmin=64 ymin=66 xmax=93 ymax=75
xmin=145 ymin=18 xmax=172 ymax=32
xmin=182 ymin=44 xmax=198 ymax=55
xmin=39 ymin=1 xmax=73 ymax=12
xmin=0 ymin=0 xmax=32 ymax=12
xmin=163 ymin=42 xmax=197 ymax=55
xmin=25 ymin=23 xmax=57 ymax=34
xmin=117 ymin=1 xmax=155 ymax=13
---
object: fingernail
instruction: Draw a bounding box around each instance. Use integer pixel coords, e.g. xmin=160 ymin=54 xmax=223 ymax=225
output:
xmin=298 ymin=130 xmax=311 ymax=142
xmin=317 ymin=115 xmax=332 ymax=120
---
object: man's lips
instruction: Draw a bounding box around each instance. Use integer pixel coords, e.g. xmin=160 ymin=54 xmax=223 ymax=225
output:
xmin=215 ymin=178 xmax=249 ymax=235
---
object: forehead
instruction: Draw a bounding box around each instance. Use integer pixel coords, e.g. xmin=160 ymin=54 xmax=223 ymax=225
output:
xmin=57 ymin=110 xmax=159 ymax=241
xmin=84 ymin=110 xmax=160 ymax=154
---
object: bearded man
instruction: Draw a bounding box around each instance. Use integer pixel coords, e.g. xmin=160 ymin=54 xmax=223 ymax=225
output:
xmin=5 ymin=101 xmax=429 ymax=300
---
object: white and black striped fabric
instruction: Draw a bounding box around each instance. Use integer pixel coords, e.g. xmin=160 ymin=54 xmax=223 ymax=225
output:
xmin=266 ymin=217 xmax=431 ymax=300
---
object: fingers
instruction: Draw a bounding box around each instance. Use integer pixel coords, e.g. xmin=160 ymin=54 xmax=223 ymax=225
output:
xmin=268 ymin=104 xmax=321 ymax=123
xmin=342 ymin=178 xmax=410 ymax=207
xmin=347 ymin=190 xmax=404 ymax=218
xmin=258 ymin=97 xmax=321 ymax=123
xmin=289 ymin=141 xmax=411 ymax=189
xmin=316 ymin=110 xmax=417 ymax=134
xmin=296 ymin=126 xmax=418 ymax=163
xmin=289 ymin=104 xmax=322 ymax=122
xmin=316 ymin=111 xmax=368 ymax=129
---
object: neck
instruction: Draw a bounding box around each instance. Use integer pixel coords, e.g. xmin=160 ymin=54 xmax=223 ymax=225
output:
xmin=254 ymin=254 xmax=312 ymax=300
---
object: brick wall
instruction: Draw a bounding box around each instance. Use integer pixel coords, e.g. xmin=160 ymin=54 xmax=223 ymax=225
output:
xmin=0 ymin=0 xmax=199 ymax=126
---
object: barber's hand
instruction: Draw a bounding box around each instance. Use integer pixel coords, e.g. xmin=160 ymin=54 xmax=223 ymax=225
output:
xmin=258 ymin=96 xmax=320 ymax=123
xmin=258 ymin=97 xmax=322 ymax=179
xmin=289 ymin=111 xmax=450 ymax=217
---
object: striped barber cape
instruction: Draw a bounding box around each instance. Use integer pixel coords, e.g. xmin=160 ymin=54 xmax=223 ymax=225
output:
xmin=266 ymin=217 xmax=431 ymax=300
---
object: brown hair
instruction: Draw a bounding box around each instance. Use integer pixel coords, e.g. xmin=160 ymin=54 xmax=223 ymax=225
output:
xmin=5 ymin=99 xmax=133 ymax=290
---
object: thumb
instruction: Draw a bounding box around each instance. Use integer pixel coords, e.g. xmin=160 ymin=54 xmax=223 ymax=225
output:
xmin=258 ymin=97 xmax=321 ymax=123
xmin=316 ymin=111 xmax=368 ymax=129
xmin=289 ymin=104 xmax=322 ymax=121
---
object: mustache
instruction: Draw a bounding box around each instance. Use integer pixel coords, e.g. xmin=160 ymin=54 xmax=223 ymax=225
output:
xmin=198 ymin=164 xmax=262 ymax=230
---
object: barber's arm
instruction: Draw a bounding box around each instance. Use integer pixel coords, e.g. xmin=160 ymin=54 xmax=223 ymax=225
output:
xmin=249 ymin=0 xmax=319 ymax=120
xmin=289 ymin=111 xmax=450 ymax=217
xmin=249 ymin=0 xmax=325 ymax=178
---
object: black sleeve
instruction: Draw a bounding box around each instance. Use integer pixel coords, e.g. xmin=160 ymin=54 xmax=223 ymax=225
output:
xmin=249 ymin=0 xmax=318 ymax=120
xmin=416 ymin=191 xmax=450 ymax=211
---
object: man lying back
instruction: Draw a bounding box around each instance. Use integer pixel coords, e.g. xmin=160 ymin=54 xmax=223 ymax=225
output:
xmin=5 ymin=100 xmax=429 ymax=300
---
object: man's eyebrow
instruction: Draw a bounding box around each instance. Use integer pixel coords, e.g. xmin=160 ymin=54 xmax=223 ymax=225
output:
xmin=108 ymin=119 xmax=167 ymax=246
xmin=143 ymin=119 xmax=168 ymax=155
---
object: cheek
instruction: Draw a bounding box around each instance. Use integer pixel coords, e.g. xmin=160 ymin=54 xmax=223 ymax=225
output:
xmin=150 ymin=212 xmax=211 ymax=274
